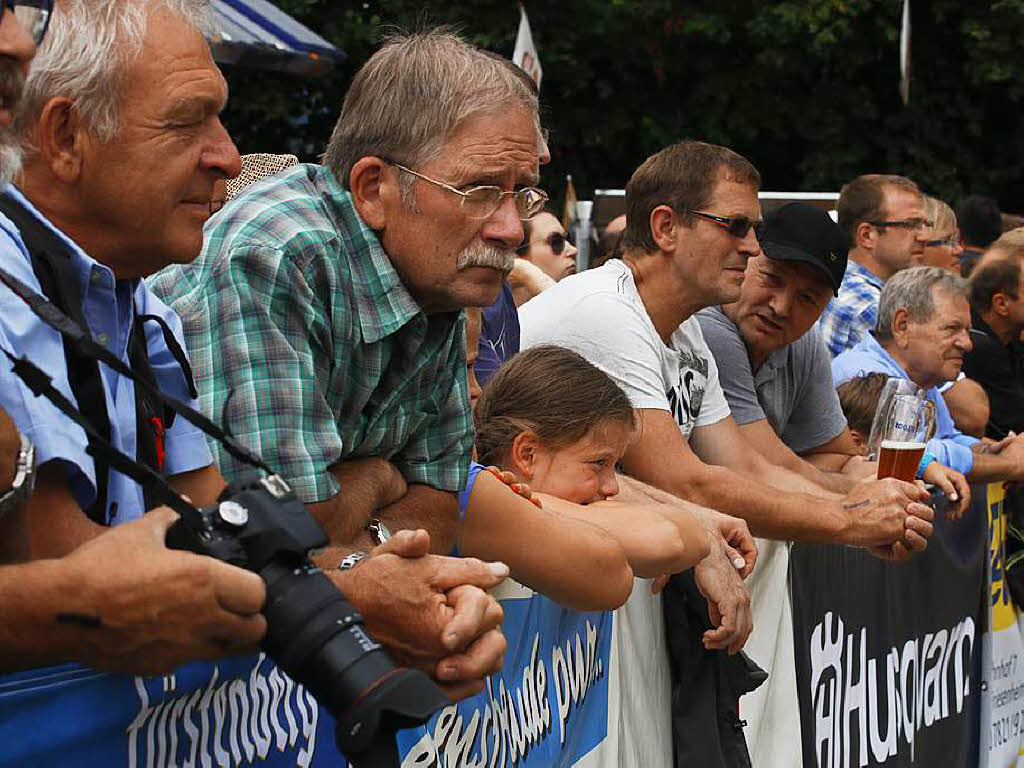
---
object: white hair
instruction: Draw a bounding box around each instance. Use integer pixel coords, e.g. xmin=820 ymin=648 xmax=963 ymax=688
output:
xmin=17 ymin=0 xmax=210 ymax=142
xmin=875 ymin=266 xmax=969 ymax=341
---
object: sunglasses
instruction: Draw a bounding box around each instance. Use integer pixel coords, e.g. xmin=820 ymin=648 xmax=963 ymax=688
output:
xmin=689 ymin=209 xmax=764 ymax=239
xmin=519 ymin=229 xmax=574 ymax=256
xmin=3 ymin=0 xmax=53 ymax=46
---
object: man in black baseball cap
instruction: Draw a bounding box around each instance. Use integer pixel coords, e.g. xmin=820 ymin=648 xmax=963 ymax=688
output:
xmin=696 ymin=202 xmax=873 ymax=495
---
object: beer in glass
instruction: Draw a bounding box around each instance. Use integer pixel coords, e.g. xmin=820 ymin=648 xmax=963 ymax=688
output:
xmin=872 ymin=392 xmax=935 ymax=482
xmin=877 ymin=440 xmax=928 ymax=482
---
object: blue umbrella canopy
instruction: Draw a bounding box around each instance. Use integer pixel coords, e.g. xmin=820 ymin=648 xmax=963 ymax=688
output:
xmin=208 ymin=0 xmax=345 ymax=76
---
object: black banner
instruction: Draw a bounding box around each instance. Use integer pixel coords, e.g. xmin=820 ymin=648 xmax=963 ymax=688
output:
xmin=791 ymin=491 xmax=987 ymax=767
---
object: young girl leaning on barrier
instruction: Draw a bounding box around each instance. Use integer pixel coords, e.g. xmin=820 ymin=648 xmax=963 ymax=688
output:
xmin=426 ymin=321 xmax=712 ymax=766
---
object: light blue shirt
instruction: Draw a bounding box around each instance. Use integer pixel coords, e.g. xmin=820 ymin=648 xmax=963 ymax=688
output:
xmin=0 ymin=185 xmax=212 ymax=523
xmin=831 ymin=333 xmax=978 ymax=475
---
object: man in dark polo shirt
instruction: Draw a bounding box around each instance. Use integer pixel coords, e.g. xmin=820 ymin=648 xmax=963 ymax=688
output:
xmin=964 ymin=257 xmax=1024 ymax=437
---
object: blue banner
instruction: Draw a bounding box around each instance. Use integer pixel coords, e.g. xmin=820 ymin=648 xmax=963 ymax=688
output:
xmin=397 ymin=590 xmax=613 ymax=767
xmin=0 ymin=653 xmax=343 ymax=767
xmin=0 ymin=587 xmax=613 ymax=767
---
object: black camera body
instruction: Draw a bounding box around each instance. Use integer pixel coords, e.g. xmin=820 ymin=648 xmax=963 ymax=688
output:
xmin=167 ymin=473 xmax=449 ymax=766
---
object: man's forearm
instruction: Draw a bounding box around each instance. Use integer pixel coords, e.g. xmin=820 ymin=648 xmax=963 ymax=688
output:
xmin=0 ymin=559 xmax=83 ymax=671
xmin=751 ymin=453 xmax=842 ymax=499
xmin=787 ymin=454 xmax=860 ymax=494
xmin=307 ymin=458 xmax=407 ymax=544
xmin=803 ymin=452 xmax=875 ymax=490
xmin=625 ymin=459 xmax=850 ymax=543
xmin=968 ymin=452 xmax=1023 ymax=484
xmin=378 ymin=484 xmax=459 ymax=555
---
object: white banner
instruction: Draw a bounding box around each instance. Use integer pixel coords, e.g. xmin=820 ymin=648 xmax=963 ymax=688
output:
xmin=513 ymin=4 xmax=542 ymax=89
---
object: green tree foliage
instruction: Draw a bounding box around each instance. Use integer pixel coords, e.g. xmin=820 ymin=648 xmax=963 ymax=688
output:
xmin=221 ymin=1 xmax=1024 ymax=209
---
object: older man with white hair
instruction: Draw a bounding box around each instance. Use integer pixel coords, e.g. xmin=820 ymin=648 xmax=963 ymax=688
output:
xmin=833 ymin=266 xmax=1024 ymax=483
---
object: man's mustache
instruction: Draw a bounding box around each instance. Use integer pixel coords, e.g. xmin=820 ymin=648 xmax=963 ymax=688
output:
xmin=455 ymin=240 xmax=515 ymax=272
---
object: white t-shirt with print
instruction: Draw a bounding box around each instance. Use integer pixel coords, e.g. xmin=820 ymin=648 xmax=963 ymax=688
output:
xmin=519 ymin=259 xmax=730 ymax=438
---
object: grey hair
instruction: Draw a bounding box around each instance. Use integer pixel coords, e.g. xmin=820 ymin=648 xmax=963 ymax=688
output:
xmin=923 ymin=195 xmax=956 ymax=234
xmin=323 ymin=29 xmax=540 ymax=191
xmin=18 ymin=0 xmax=211 ymax=143
xmin=875 ymin=266 xmax=969 ymax=341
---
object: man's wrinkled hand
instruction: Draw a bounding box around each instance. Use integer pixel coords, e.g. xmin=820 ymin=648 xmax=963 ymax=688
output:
xmin=63 ymin=507 xmax=267 ymax=675
xmin=688 ymin=505 xmax=756 ymax=578
xmin=841 ymin=477 xmax=931 ymax=549
xmin=336 ymin=529 xmax=509 ymax=701
xmin=692 ymin=537 xmax=752 ymax=655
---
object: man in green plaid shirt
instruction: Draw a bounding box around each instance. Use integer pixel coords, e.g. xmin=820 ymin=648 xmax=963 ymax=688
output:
xmin=151 ymin=29 xmax=547 ymax=555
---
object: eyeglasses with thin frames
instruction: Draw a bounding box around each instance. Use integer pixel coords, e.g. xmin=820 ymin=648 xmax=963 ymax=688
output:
xmin=925 ymin=232 xmax=962 ymax=248
xmin=3 ymin=0 xmax=53 ymax=46
xmin=868 ymin=218 xmax=933 ymax=232
xmin=689 ymin=209 xmax=765 ymax=239
xmin=381 ymin=157 xmax=548 ymax=221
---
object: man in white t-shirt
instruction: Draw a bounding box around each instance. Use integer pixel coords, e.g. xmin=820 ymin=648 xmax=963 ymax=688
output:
xmin=520 ymin=140 xmax=936 ymax=767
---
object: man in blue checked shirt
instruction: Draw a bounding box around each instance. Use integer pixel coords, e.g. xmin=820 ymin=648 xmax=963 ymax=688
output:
xmin=819 ymin=174 xmax=930 ymax=357
xmin=833 ymin=266 xmax=1024 ymax=484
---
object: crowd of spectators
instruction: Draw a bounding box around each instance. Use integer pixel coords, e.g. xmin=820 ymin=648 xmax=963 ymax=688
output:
xmin=0 ymin=1 xmax=1022 ymax=767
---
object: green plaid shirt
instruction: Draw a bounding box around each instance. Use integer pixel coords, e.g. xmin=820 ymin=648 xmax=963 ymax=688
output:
xmin=149 ymin=164 xmax=472 ymax=502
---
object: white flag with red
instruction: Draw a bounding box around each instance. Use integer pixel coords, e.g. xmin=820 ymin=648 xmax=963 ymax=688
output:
xmin=513 ymin=3 xmax=542 ymax=89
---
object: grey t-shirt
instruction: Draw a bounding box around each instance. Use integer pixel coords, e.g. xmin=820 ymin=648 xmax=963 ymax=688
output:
xmin=695 ymin=306 xmax=847 ymax=454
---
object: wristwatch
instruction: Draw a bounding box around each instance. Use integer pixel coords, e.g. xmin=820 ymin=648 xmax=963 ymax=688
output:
xmin=367 ymin=517 xmax=392 ymax=546
xmin=338 ymin=550 xmax=367 ymax=571
xmin=0 ymin=432 xmax=35 ymax=517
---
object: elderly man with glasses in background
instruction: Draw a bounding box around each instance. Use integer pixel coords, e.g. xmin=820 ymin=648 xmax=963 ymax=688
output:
xmin=153 ymin=30 xmax=546 ymax=563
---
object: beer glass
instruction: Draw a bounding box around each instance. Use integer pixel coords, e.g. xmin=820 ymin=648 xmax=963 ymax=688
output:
xmin=871 ymin=391 xmax=935 ymax=482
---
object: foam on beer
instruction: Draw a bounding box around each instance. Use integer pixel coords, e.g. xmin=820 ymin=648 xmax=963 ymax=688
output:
xmin=879 ymin=440 xmax=927 ymax=451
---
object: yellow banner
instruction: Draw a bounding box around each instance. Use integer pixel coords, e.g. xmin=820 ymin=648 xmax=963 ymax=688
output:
xmin=989 ymin=482 xmax=1018 ymax=631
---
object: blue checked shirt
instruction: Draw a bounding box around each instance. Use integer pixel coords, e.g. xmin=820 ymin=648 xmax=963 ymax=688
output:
xmin=831 ymin=333 xmax=978 ymax=474
xmin=149 ymin=164 xmax=472 ymax=504
xmin=818 ymin=260 xmax=884 ymax=357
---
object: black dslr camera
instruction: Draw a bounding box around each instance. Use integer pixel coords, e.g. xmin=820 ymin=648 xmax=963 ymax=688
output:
xmin=166 ymin=473 xmax=449 ymax=766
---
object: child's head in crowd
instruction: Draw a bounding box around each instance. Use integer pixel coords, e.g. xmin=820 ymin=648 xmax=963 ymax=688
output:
xmin=475 ymin=345 xmax=636 ymax=504
xmin=465 ymin=308 xmax=483 ymax=409
xmin=836 ymin=372 xmax=890 ymax=454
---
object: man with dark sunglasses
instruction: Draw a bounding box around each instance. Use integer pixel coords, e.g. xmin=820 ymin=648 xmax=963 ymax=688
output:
xmin=818 ymin=174 xmax=930 ymax=356
xmin=521 ymin=140 xmax=935 ymax=767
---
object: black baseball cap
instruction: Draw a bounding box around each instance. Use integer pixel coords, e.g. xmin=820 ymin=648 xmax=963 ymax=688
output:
xmin=759 ymin=203 xmax=849 ymax=295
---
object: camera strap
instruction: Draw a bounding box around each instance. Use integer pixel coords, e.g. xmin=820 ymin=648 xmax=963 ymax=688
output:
xmin=1 ymin=346 xmax=198 ymax=520
xmin=0 ymin=264 xmax=274 ymax=478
